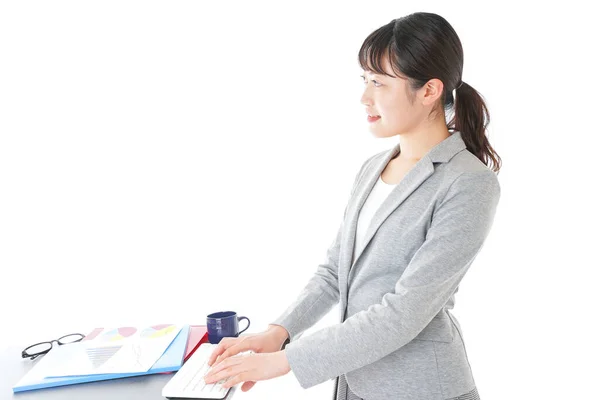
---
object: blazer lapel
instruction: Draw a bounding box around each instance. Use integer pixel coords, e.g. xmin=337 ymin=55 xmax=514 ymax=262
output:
xmin=340 ymin=131 xmax=467 ymax=297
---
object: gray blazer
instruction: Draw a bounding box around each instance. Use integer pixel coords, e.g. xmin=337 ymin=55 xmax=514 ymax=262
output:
xmin=270 ymin=131 xmax=501 ymax=400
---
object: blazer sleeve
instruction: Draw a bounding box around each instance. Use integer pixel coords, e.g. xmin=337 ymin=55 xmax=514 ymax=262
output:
xmin=268 ymin=153 xmax=378 ymax=347
xmin=283 ymin=170 xmax=501 ymax=389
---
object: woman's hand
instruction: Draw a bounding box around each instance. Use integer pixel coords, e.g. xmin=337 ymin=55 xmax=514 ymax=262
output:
xmin=204 ymin=325 xmax=290 ymax=392
xmin=203 ymin=350 xmax=291 ymax=390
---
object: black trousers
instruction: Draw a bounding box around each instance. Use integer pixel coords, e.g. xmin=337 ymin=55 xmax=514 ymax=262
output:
xmin=333 ymin=374 xmax=363 ymax=400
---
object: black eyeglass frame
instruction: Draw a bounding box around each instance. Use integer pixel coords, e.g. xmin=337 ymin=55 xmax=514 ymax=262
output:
xmin=21 ymin=333 xmax=85 ymax=360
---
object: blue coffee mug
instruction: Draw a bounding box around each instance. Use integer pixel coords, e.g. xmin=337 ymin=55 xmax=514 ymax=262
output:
xmin=206 ymin=311 xmax=250 ymax=344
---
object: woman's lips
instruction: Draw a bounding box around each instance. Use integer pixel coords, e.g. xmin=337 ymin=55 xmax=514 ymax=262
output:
xmin=368 ymin=115 xmax=381 ymax=123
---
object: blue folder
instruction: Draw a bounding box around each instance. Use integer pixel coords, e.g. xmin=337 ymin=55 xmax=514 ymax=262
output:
xmin=13 ymin=324 xmax=190 ymax=393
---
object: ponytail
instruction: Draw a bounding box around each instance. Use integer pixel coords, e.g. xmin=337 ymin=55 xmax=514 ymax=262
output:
xmin=450 ymin=82 xmax=502 ymax=173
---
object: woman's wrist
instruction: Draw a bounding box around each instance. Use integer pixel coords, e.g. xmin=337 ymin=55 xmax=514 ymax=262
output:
xmin=276 ymin=350 xmax=291 ymax=374
xmin=267 ymin=324 xmax=290 ymax=346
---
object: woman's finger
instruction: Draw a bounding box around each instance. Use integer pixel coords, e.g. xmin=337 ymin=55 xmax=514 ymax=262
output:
xmin=240 ymin=381 xmax=256 ymax=392
xmin=222 ymin=372 xmax=250 ymax=390
xmin=207 ymin=337 xmax=236 ymax=366
xmin=204 ymin=356 xmax=245 ymax=384
xmin=215 ymin=340 xmax=250 ymax=364
xmin=206 ymin=354 xmax=245 ymax=377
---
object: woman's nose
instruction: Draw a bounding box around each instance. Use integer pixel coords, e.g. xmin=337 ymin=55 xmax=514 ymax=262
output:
xmin=361 ymin=92 xmax=372 ymax=107
xmin=360 ymin=86 xmax=374 ymax=106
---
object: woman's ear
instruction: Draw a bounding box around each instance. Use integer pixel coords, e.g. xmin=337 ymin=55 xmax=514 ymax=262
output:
xmin=421 ymin=78 xmax=444 ymax=106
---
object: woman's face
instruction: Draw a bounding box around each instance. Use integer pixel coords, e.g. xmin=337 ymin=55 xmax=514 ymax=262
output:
xmin=360 ymin=55 xmax=437 ymax=138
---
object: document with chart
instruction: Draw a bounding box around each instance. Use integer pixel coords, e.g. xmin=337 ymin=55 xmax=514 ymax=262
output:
xmin=42 ymin=324 xmax=183 ymax=377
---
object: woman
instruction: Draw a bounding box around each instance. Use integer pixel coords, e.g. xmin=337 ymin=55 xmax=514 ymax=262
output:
xmin=204 ymin=12 xmax=502 ymax=400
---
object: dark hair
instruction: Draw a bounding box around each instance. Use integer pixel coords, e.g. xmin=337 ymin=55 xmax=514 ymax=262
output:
xmin=358 ymin=12 xmax=502 ymax=173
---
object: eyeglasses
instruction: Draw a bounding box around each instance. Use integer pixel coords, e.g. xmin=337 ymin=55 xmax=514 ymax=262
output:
xmin=21 ymin=333 xmax=85 ymax=360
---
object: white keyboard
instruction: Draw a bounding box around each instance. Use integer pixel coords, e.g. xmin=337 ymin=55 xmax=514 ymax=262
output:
xmin=162 ymin=343 xmax=250 ymax=399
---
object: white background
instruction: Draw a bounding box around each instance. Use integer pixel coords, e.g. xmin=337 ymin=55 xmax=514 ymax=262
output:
xmin=1 ymin=1 xmax=599 ymax=399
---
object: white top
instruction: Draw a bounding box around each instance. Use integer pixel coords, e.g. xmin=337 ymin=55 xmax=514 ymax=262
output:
xmin=351 ymin=174 xmax=398 ymax=266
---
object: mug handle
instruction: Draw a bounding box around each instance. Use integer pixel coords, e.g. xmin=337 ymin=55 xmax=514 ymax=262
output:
xmin=237 ymin=316 xmax=250 ymax=335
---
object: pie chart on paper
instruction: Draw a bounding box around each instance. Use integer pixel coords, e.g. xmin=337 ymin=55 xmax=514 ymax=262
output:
xmin=140 ymin=324 xmax=177 ymax=338
xmin=100 ymin=327 xmax=137 ymax=342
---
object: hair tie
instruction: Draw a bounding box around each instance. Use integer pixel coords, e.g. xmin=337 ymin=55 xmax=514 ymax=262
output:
xmin=456 ymin=80 xmax=464 ymax=89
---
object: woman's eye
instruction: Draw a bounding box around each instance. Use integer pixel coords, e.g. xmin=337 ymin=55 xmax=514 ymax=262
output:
xmin=361 ymin=76 xmax=381 ymax=87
